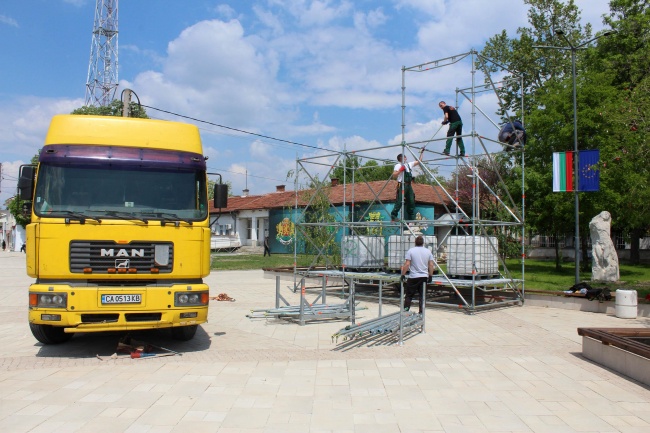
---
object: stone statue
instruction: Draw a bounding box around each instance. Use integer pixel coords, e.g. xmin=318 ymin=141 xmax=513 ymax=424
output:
xmin=589 ymin=211 xmax=619 ymax=282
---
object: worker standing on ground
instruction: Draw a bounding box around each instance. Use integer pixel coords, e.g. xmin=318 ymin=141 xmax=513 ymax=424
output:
xmin=390 ymin=148 xmax=424 ymax=222
xmin=400 ymin=235 xmax=435 ymax=314
xmin=263 ymin=235 xmax=271 ymax=257
xmin=439 ymin=101 xmax=465 ymax=157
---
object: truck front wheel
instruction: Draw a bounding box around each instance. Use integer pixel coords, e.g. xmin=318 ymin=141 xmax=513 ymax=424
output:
xmin=170 ymin=324 xmax=198 ymax=341
xmin=29 ymin=323 xmax=74 ymax=344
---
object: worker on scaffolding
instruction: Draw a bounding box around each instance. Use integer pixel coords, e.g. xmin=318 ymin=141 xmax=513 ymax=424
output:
xmin=439 ymin=101 xmax=465 ymax=157
xmin=390 ymin=148 xmax=424 ymax=222
xmin=400 ymin=235 xmax=435 ymax=314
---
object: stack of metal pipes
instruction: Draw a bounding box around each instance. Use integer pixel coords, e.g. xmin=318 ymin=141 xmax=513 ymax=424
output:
xmin=247 ymin=302 xmax=362 ymax=319
xmin=332 ymin=311 xmax=422 ymax=343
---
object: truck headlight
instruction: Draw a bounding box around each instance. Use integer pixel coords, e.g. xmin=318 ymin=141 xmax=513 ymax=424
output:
xmin=29 ymin=293 xmax=67 ymax=308
xmin=174 ymin=291 xmax=208 ymax=307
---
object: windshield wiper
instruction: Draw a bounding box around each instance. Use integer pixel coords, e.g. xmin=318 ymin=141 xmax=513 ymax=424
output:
xmin=93 ymin=210 xmax=149 ymax=224
xmin=56 ymin=210 xmax=102 ymax=224
xmin=141 ymin=211 xmax=193 ymax=226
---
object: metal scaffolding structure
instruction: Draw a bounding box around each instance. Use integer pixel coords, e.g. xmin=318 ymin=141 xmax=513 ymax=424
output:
xmin=260 ymin=50 xmax=526 ymax=345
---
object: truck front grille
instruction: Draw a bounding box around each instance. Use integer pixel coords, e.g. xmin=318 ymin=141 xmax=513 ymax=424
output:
xmin=70 ymin=241 xmax=173 ymax=274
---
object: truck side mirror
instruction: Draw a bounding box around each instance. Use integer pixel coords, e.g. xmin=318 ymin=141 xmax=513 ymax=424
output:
xmin=214 ymin=183 xmax=228 ymax=209
xmin=17 ymin=165 xmax=36 ymax=201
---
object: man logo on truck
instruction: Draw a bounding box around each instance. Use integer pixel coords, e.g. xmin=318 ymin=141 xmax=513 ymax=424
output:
xmin=100 ymin=248 xmax=145 ymax=258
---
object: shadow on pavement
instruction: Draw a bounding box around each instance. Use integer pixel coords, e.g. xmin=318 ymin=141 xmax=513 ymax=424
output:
xmin=34 ymin=325 xmax=212 ymax=359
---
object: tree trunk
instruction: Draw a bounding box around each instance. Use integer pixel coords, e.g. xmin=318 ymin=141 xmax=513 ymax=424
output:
xmin=581 ymin=235 xmax=590 ymax=273
xmin=630 ymin=228 xmax=641 ymax=265
xmin=554 ymin=231 xmax=561 ymax=270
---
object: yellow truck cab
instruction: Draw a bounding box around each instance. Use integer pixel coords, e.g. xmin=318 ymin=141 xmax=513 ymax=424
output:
xmin=18 ymin=114 xmax=224 ymax=344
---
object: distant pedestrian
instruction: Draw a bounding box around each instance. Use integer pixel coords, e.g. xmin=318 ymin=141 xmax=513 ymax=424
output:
xmin=1 ymin=240 xmax=5 ymax=251
xmin=439 ymin=101 xmax=465 ymax=157
xmin=263 ymin=236 xmax=271 ymax=257
xmin=20 ymin=243 xmax=26 ymax=253
xmin=400 ymin=235 xmax=435 ymax=314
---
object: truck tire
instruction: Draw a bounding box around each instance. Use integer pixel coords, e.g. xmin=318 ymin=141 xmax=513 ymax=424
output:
xmin=29 ymin=323 xmax=74 ymax=344
xmin=170 ymin=324 xmax=198 ymax=341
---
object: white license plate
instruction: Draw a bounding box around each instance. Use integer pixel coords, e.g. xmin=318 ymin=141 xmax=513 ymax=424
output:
xmin=101 ymin=294 xmax=141 ymax=304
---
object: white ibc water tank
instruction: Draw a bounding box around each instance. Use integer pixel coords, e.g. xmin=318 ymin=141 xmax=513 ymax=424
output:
xmin=341 ymin=236 xmax=385 ymax=269
xmin=447 ymin=236 xmax=498 ymax=276
xmin=615 ymin=289 xmax=637 ymax=319
xmin=387 ymin=235 xmax=437 ymax=270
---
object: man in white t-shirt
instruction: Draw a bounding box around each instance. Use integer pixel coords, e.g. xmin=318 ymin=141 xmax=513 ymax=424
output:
xmin=390 ymin=148 xmax=424 ymax=222
xmin=400 ymin=235 xmax=435 ymax=313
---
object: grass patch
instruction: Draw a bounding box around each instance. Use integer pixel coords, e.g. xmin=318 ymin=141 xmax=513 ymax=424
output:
xmin=210 ymin=254 xmax=650 ymax=300
xmin=505 ymin=259 xmax=650 ymax=298
xmin=211 ymin=253 xmax=315 ymax=271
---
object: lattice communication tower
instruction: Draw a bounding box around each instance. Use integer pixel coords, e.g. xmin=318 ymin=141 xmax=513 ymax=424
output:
xmin=84 ymin=0 xmax=119 ymax=107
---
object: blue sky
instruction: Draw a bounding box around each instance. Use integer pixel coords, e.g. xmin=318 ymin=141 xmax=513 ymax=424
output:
xmin=0 ymin=0 xmax=610 ymax=204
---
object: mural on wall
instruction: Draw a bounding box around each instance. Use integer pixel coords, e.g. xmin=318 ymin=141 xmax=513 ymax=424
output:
xmin=275 ymin=217 xmax=295 ymax=246
xmin=411 ymin=212 xmax=427 ymax=234
xmin=365 ymin=211 xmax=383 ymax=236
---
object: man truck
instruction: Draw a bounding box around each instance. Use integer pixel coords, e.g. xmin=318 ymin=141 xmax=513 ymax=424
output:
xmin=17 ymin=114 xmax=225 ymax=344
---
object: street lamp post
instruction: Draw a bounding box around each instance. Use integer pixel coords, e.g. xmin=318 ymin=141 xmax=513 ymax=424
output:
xmin=534 ymin=29 xmax=615 ymax=284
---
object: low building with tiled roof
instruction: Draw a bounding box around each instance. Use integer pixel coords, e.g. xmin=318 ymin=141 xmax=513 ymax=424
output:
xmin=209 ymin=180 xmax=454 ymax=252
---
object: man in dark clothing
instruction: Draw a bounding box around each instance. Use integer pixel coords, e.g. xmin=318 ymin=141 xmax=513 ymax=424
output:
xmin=439 ymin=101 xmax=465 ymax=157
xmin=498 ymin=120 xmax=526 ymax=149
xmin=400 ymin=236 xmax=435 ymax=314
xmin=263 ymin=235 xmax=271 ymax=257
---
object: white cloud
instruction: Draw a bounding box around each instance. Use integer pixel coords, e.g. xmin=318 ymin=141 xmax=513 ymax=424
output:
xmin=353 ymin=8 xmax=388 ymax=32
xmin=253 ymin=5 xmax=284 ymax=36
xmin=394 ymin=0 xmax=446 ymax=16
xmin=0 ymin=14 xmax=19 ymax=27
xmin=126 ymin=19 xmax=299 ymax=136
xmin=214 ymin=4 xmax=238 ymax=20
xmin=276 ymin=0 xmax=353 ymax=27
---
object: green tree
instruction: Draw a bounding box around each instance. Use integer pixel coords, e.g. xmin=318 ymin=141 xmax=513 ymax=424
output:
xmin=595 ymin=0 xmax=650 ymax=263
xmin=480 ymin=0 xmax=618 ymax=267
xmin=207 ymin=179 xmax=233 ymax=200
xmin=7 ymin=196 xmax=31 ymax=228
xmin=330 ymin=155 xmax=394 ymax=184
xmin=72 ymin=99 xmax=148 ymax=118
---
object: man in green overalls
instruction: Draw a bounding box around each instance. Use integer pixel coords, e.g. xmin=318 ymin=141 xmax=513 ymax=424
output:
xmin=390 ymin=148 xmax=424 ymax=222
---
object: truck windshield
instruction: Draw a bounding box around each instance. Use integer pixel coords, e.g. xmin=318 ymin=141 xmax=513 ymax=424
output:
xmin=34 ymin=163 xmax=208 ymax=222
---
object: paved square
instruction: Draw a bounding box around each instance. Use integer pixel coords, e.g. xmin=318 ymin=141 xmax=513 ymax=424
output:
xmin=1 ymin=252 xmax=648 ymax=432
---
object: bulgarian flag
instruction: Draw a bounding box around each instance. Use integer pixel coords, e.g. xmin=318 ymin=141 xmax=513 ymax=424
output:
xmin=552 ymin=151 xmax=574 ymax=192
xmin=553 ymin=150 xmax=600 ymax=192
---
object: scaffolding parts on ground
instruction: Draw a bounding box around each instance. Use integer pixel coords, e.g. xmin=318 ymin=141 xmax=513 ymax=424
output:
xmin=332 ymin=311 xmax=424 ymax=343
xmin=247 ymin=275 xmax=361 ymax=325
